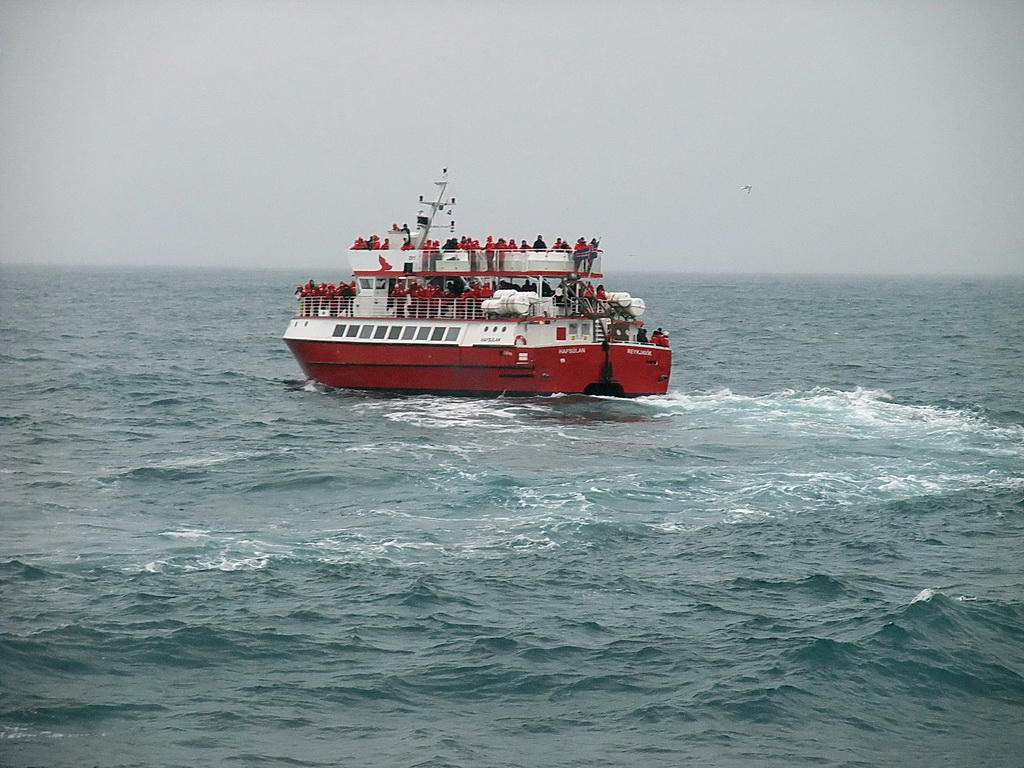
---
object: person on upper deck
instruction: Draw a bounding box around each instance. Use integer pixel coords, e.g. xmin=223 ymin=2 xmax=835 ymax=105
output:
xmin=484 ymin=237 xmax=496 ymax=270
xmin=533 ymin=235 xmax=547 ymax=250
xmin=573 ymin=239 xmax=590 ymax=273
xmin=587 ymin=238 xmax=600 ymax=272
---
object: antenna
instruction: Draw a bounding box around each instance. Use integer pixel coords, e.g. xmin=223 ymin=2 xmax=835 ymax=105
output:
xmin=412 ymin=168 xmax=454 ymax=248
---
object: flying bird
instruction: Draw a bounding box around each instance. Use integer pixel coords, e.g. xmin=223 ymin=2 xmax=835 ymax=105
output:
xmin=741 ymin=185 xmax=752 ymax=194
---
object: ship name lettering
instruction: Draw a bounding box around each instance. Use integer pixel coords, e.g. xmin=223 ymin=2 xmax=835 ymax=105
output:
xmin=480 ymin=336 xmax=501 ymax=342
xmin=558 ymin=347 xmax=586 ymax=354
xmin=627 ymin=349 xmax=653 ymax=356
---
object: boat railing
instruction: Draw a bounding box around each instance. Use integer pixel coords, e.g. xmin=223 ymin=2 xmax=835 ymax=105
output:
xmin=296 ymin=296 xmax=491 ymax=321
xmin=294 ymin=294 xmax=627 ymax=322
xmin=348 ymin=248 xmax=602 ymax=275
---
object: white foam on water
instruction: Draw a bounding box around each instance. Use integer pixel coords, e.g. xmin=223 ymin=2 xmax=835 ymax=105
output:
xmin=343 ymin=439 xmax=427 ymax=454
xmin=0 ymin=725 xmax=91 ymax=740
xmin=382 ymin=399 xmax=562 ymax=435
xmin=153 ymin=451 xmax=257 ymax=469
xmin=191 ymin=554 xmax=271 ymax=572
xmin=507 ymin=533 xmax=558 ymax=550
xmin=646 ymin=520 xmax=705 ymax=533
xmin=723 ymin=507 xmax=776 ymax=524
xmin=160 ymin=528 xmax=211 ymax=540
xmin=639 ymin=387 xmax=1023 ymax=513
xmin=123 ymin=535 xmax=297 ymax=574
xmin=911 ymin=587 xmax=936 ymax=604
xmin=510 ymin=487 xmax=595 ymax=513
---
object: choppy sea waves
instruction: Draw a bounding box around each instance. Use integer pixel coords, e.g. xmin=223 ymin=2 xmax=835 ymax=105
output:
xmin=2 ymin=269 xmax=1023 ymax=767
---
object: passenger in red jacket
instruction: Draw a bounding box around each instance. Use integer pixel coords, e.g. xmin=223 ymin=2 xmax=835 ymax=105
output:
xmin=573 ymin=238 xmax=590 ymax=273
xmin=390 ymin=282 xmax=408 ymax=316
xmin=587 ymin=238 xmax=600 ymax=272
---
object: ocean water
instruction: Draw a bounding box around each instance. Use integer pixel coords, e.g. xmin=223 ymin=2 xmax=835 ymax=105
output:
xmin=2 ymin=266 xmax=1023 ymax=768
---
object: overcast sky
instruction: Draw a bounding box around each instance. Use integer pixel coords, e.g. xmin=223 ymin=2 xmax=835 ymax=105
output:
xmin=2 ymin=0 xmax=1023 ymax=275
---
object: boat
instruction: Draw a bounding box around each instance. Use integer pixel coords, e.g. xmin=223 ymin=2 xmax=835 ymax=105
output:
xmin=283 ymin=171 xmax=671 ymax=396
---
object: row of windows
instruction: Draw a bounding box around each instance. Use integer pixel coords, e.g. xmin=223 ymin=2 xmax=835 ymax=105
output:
xmin=332 ymin=323 xmax=462 ymax=342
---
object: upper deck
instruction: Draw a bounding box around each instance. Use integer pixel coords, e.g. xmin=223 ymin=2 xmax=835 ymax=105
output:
xmin=347 ymin=246 xmax=602 ymax=278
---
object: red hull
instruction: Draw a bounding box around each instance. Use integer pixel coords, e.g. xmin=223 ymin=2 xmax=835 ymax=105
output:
xmin=285 ymin=339 xmax=671 ymax=397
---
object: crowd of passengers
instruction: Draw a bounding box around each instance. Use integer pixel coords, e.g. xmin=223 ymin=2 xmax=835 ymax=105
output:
xmin=294 ymin=277 xmax=669 ymax=346
xmin=296 ymin=279 xmax=357 ymax=298
xmin=351 ymin=232 xmax=596 ymax=251
xmin=351 ymin=234 xmax=602 ymax=274
xmin=296 ymin=277 xmax=609 ymax=302
xmin=351 ymin=232 xmax=599 ymax=254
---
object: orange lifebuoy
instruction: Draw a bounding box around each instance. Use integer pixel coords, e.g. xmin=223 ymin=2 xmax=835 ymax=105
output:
xmin=514 ymin=334 xmax=528 ymax=346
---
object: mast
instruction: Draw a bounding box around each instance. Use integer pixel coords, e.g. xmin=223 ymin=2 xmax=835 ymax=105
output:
xmin=412 ymin=168 xmax=456 ymax=249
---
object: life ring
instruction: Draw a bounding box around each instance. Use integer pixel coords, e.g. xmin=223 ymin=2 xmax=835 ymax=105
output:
xmin=514 ymin=334 xmax=528 ymax=347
